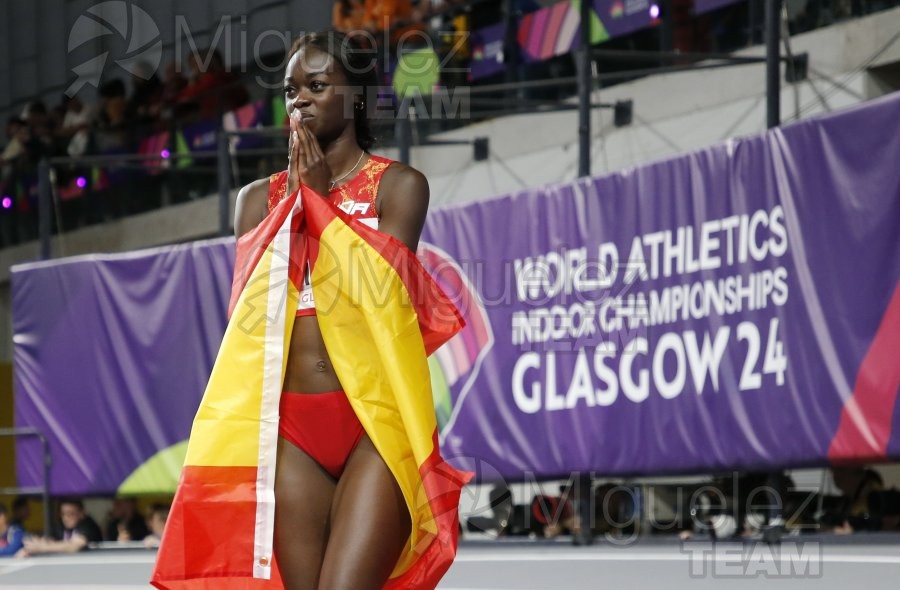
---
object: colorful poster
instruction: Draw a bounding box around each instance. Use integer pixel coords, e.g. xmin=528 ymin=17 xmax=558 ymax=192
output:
xmin=514 ymin=0 xmax=655 ymax=62
xmin=470 ymin=22 xmax=506 ymax=80
xmin=222 ymin=99 xmax=270 ymax=153
xmin=593 ymin=0 xmax=655 ymax=40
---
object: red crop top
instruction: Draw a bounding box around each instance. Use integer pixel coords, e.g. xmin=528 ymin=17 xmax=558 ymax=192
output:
xmin=266 ymin=154 xmax=394 ymax=317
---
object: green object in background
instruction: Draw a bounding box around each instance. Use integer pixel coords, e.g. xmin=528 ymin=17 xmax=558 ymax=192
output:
xmin=572 ymin=0 xmax=610 ymax=44
xmin=118 ymin=440 xmax=188 ymax=495
xmin=175 ymin=132 xmax=192 ymax=169
xmin=272 ymin=95 xmax=288 ymax=127
xmin=429 ymin=355 xmax=452 ymax=432
xmin=392 ymin=48 xmax=440 ymax=98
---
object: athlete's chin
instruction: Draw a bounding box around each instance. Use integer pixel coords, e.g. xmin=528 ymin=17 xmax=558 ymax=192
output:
xmin=304 ymin=119 xmax=328 ymax=138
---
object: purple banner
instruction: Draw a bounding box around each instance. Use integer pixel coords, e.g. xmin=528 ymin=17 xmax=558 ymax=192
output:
xmin=13 ymin=240 xmax=235 ymax=495
xmin=694 ymin=0 xmax=744 ymax=15
xmin=223 ymin=99 xmax=270 ymax=152
xmin=422 ymin=93 xmax=900 ymax=479
xmin=13 ymin=93 xmax=900 ymax=494
xmin=180 ymin=118 xmax=218 ymax=152
xmin=470 ymin=22 xmax=506 ymax=81
xmin=594 ymin=0 xmax=655 ymax=39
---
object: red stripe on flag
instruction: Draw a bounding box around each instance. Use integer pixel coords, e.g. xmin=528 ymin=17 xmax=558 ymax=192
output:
xmin=828 ymin=283 xmax=900 ymax=463
xmin=152 ymin=465 xmax=280 ymax=588
xmin=385 ymin=430 xmax=472 ymax=589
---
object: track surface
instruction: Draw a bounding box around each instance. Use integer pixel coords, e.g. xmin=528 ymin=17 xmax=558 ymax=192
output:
xmin=2 ymin=537 xmax=899 ymax=589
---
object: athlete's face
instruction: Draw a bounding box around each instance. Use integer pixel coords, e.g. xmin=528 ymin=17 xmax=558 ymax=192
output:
xmin=283 ymin=47 xmax=356 ymax=143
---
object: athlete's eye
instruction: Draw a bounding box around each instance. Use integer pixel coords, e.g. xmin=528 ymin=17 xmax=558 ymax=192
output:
xmin=309 ymin=80 xmax=326 ymax=92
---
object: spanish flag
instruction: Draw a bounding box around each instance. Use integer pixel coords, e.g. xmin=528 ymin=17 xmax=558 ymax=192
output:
xmin=151 ymin=184 xmax=470 ymax=589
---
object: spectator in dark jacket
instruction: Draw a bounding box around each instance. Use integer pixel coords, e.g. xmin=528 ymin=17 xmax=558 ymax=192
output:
xmin=18 ymin=498 xmax=102 ymax=556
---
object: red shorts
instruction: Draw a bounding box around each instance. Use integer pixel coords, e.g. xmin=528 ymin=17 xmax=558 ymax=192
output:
xmin=278 ymin=390 xmax=365 ymax=479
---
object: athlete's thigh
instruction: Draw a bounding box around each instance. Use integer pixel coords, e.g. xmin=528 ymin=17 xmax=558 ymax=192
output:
xmin=274 ymin=436 xmax=336 ymax=590
xmin=318 ymin=435 xmax=411 ymax=590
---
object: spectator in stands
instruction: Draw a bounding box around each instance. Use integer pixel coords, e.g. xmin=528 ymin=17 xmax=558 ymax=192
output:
xmin=17 ymin=498 xmax=103 ymax=556
xmin=333 ymin=0 xmax=367 ymax=32
xmin=57 ymin=96 xmax=92 ymax=158
xmin=10 ymin=497 xmax=32 ymax=532
xmin=345 ymin=0 xmax=423 ymax=44
xmin=125 ymin=61 xmax=164 ymax=132
xmin=9 ymin=498 xmax=29 ymax=526
xmin=176 ymin=49 xmax=249 ymax=120
xmin=21 ymin=100 xmax=55 ymax=158
xmin=489 ymin=484 xmax=514 ymax=535
xmin=143 ymin=504 xmax=169 ymax=549
xmin=1 ymin=117 xmax=28 ymax=176
xmin=94 ymin=78 xmax=130 ymax=153
xmin=365 ymin=0 xmax=426 ymax=47
xmin=828 ymin=465 xmax=884 ymax=533
xmin=104 ymin=497 xmax=149 ymax=542
xmin=0 ymin=118 xmax=33 ymax=247
xmin=0 ymin=503 xmax=26 ymax=557
xmin=419 ymin=0 xmax=465 ymax=20
xmin=364 ymin=0 xmax=413 ymax=29
xmin=464 ymin=483 xmax=514 ymax=536
xmin=531 ymin=482 xmax=581 ymax=539
xmin=154 ymin=61 xmax=189 ymax=123
xmin=593 ymin=483 xmax=638 ymax=537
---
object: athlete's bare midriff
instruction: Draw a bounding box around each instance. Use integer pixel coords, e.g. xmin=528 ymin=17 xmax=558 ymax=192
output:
xmin=282 ymin=315 xmax=342 ymax=393
xmin=252 ymin=156 xmax=398 ymax=395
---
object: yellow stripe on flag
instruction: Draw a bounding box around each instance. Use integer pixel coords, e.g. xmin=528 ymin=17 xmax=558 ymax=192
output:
xmin=186 ymin=241 xmax=298 ymax=467
xmin=312 ymin=216 xmax=440 ymax=577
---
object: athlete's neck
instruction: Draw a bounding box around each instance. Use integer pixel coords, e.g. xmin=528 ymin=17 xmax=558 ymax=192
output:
xmin=322 ymin=132 xmax=366 ymax=185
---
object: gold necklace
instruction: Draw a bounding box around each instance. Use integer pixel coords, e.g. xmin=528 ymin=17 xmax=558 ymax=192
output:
xmin=329 ymin=151 xmax=366 ymax=190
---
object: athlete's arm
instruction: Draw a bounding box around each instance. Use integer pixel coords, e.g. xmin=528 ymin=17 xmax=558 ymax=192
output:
xmin=375 ymin=164 xmax=430 ymax=252
xmin=233 ymin=178 xmax=270 ymax=239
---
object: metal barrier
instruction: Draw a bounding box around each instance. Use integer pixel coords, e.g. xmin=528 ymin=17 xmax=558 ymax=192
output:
xmin=0 ymin=427 xmax=52 ymax=537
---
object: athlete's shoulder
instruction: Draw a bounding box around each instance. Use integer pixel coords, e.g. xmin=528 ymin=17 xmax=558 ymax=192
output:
xmin=234 ymin=177 xmax=271 ymax=238
xmin=379 ymin=162 xmax=429 ymax=206
xmin=375 ymin=162 xmax=429 ymax=251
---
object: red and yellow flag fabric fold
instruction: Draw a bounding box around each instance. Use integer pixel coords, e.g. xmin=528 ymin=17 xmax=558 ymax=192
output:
xmin=302 ymin=184 xmax=470 ymax=586
xmin=152 ymin=185 xmax=469 ymax=590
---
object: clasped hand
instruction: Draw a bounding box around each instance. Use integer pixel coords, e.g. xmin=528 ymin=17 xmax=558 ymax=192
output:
xmin=287 ymin=111 xmax=331 ymax=198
